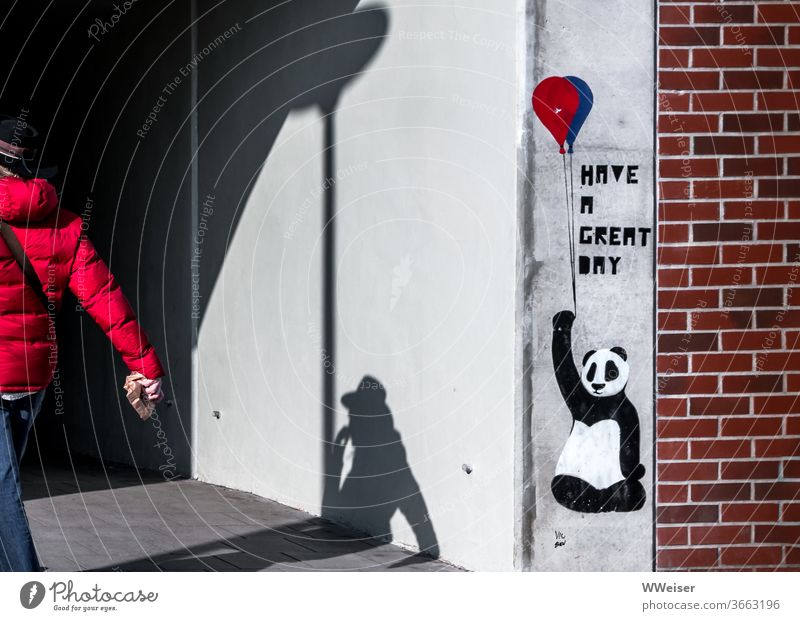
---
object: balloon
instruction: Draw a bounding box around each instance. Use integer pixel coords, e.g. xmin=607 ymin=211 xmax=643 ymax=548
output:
xmin=532 ymin=76 xmax=579 ymax=154
xmin=565 ymin=76 xmax=593 ymax=153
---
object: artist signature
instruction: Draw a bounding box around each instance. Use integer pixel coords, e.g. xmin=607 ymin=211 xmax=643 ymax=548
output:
xmin=554 ymin=530 xmax=566 ymax=548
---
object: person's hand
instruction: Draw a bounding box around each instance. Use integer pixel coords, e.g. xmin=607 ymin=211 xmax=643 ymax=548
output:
xmin=139 ymin=376 xmax=164 ymax=404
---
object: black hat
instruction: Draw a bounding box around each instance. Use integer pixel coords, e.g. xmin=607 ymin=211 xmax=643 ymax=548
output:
xmin=0 ymin=114 xmax=58 ymax=179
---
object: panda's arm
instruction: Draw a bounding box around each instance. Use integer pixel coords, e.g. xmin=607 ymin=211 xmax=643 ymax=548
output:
xmin=552 ymin=310 xmax=582 ymax=413
xmin=618 ymin=401 xmax=645 ymax=479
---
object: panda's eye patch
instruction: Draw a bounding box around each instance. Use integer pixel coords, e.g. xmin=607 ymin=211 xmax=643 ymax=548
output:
xmin=606 ymin=361 xmax=619 ymax=382
xmin=587 ymin=362 xmax=597 ymax=382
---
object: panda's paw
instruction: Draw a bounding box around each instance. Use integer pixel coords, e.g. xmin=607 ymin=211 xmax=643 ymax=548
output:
xmin=552 ymin=310 xmax=575 ymax=329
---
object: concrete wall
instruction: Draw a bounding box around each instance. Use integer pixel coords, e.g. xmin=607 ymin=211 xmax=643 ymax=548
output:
xmin=522 ymin=0 xmax=655 ymax=570
xmin=193 ymin=0 xmax=519 ymax=570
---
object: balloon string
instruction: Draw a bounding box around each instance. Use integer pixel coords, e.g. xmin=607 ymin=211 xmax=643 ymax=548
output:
xmin=562 ymin=154 xmax=576 ymax=316
xmin=569 ymin=152 xmax=577 ymax=315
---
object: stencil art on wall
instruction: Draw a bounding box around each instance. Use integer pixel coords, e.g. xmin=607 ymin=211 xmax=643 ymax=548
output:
xmin=532 ymin=77 xmax=645 ymax=514
xmin=550 ymin=310 xmax=645 ymax=513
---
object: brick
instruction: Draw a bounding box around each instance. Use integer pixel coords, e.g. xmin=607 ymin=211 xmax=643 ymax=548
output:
xmin=660 ymin=136 xmax=690 ymax=155
xmin=758 ymin=222 xmax=800 ymax=241
xmin=690 ymin=396 xmax=750 ymax=416
xmin=755 ymin=266 xmax=800 ymax=286
xmin=695 ymin=223 xmax=754 ymax=243
xmin=659 ymin=201 xmax=720 ymax=221
xmin=754 ymin=438 xmax=800 ymax=458
xmin=660 ymin=374 xmax=719 ymax=395
xmin=723 ymin=70 xmax=784 ymax=90
xmin=659 ymin=311 xmax=687 ymax=330
xmin=660 ymin=48 xmax=690 ymax=68
xmin=723 ymin=200 xmax=783 ymax=219
xmin=787 ymin=547 xmax=800 ymax=564
xmin=658 ymin=354 xmax=689 ymax=374
xmin=660 ymin=70 xmax=720 ymax=91
xmin=659 ymin=331 xmax=719 ymax=354
xmin=656 ymin=398 xmax=689 ymax=416
xmin=784 ymin=459 xmax=800 ymax=477
xmin=657 ymin=548 xmax=718 ymax=569
xmin=721 ymin=417 xmax=782 ymax=438
xmin=661 ymin=158 xmax=719 ymax=178
xmin=782 ymin=503 xmax=800 ymax=521
xmin=660 ymin=26 xmax=720 ymax=47
xmin=660 ymin=180 xmax=691 ymax=200
xmin=659 ymin=288 xmax=719 ymax=309
xmin=660 ymin=113 xmax=720 ymax=135
xmin=788 ymin=375 xmax=800 ymax=392
xmin=658 ymin=439 xmax=689 ymax=460
xmin=720 ymin=459 xmax=781 ymax=479
xmin=721 ymin=330 xmax=778 ymax=352
xmin=695 ymin=4 xmax=754 ymax=24
xmin=757 ymin=3 xmax=800 ymax=24
xmin=722 ymin=374 xmax=782 ymax=393
xmin=692 ymin=482 xmax=752 ymax=502
xmin=790 ymin=331 xmax=800 ymax=349
xmin=657 ymin=503 xmax=719 ymax=524
xmin=659 ymin=462 xmax=718 ymax=483
xmin=694 ymin=135 xmax=755 ymax=156
xmin=659 ymin=245 xmax=720 ymax=265
xmin=753 ymin=524 xmax=800 ymax=544
xmin=758 ymin=48 xmax=800 ymax=67
xmin=759 ymin=135 xmax=800 ymax=154
xmin=660 ymin=4 xmax=691 ymax=24
xmin=756 ymin=352 xmax=800 ymax=371
xmin=758 ymin=91 xmax=800 ymax=110
xmin=690 ymin=310 xmax=753 ymax=330
xmin=720 ymin=546 xmax=782 ymax=566
xmin=760 ymin=179 xmax=800 ymax=198
xmin=755 ymin=481 xmax=800 ymax=500
xmin=721 ymin=243 xmax=780 ymax=264
xmin=659 ymin=92 xmax=690 ymax=113
xmin=693 ymin=180 xmax=755 ymax=199
xmin=790 ymin=157 xmax=800 ymax=175
xmin=691 ymin=439 xmax=752 ymax=459
xmin=691 ymin=525 xmax=751 ymax=546
xmin=693 ymin=47 xmax=754 ymax=68
xmin=721 ymin=502 xmax=780 ymax=522
xmin=723 ymin=25 xmax=784 ymax=45
xmin=659 ymin=268 xmax=690 ymax=287
xmin=791 ymin=26 xmax=800 ymax=44
xmin=754 ymin=395 xmax=800 ymax=414
xmin=723 ymin=157 xmax=782 ymax=177
xmin=658 ymin=223 xmax=690 ymax=243
xmin=659 ymin=484 xmax=689 ymax=504
xmin=694 ymin=92 xmax=755 ymax=112
xmin=722 ymin=113 xmax=783 ymax=133
xmin=755 ymin=309 xmax=800 ymax=327
xmin=657 ymin=526 xmax=688 ymax=546
xmin=722 ymin=287 xmax=783 ymax=308
xmin=693 ymin=353 xmax=752 ymax=373
xmin=658 ymin=418 xmax=719 ymax=440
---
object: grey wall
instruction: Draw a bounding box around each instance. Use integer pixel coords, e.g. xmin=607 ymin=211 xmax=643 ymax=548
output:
xmin=522 ymin=0 xmax=655 ymax=570
xmin=193 ymin=0 xmax=519 ymax=570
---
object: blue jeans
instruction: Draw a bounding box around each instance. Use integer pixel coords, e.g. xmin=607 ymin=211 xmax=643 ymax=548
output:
xmin=0 ymin=388 xmax=47 ymax=572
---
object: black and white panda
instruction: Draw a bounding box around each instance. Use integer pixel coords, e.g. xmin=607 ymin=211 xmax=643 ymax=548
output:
xmin=550 ymin=309 xmax=646 ymax=513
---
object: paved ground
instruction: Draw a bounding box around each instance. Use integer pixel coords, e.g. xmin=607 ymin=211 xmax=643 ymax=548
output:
xmin=21 ymin=459 xmax=461 ymax=572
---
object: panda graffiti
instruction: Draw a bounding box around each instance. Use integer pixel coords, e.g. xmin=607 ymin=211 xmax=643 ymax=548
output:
xmin=550 ymin=310 xmax=646 ymax=513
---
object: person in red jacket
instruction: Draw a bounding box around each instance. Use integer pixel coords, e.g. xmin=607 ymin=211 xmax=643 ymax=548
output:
xmin=0 ymin=114 xmax=165 ymax=571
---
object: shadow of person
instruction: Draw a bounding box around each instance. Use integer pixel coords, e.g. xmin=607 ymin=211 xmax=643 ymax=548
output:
xmin=322 ymin=376 xmax=439 ymax=559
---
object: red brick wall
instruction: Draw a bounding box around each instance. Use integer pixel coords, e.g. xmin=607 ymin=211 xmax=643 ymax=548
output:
xmin=657 ymin=1 xmax=800 ymax=570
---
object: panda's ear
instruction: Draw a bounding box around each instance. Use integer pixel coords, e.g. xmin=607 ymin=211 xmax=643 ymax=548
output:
xmin=611 ymin=346 xmax=628 ymax=361
xmin=582 ymin=350 xmax=597 ymax=366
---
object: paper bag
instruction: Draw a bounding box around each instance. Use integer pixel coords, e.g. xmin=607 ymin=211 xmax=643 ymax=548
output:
xmin=123 ymin=372 xmax=155 ymax=421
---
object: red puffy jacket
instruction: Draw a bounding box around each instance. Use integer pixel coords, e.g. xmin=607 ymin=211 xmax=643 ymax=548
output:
xmin=0 ymin=176 xmax=164 ymax=392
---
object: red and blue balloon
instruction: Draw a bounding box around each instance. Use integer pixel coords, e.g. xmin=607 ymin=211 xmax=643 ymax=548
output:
xmin=532 ymin=76 xmax=593 ymax=154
